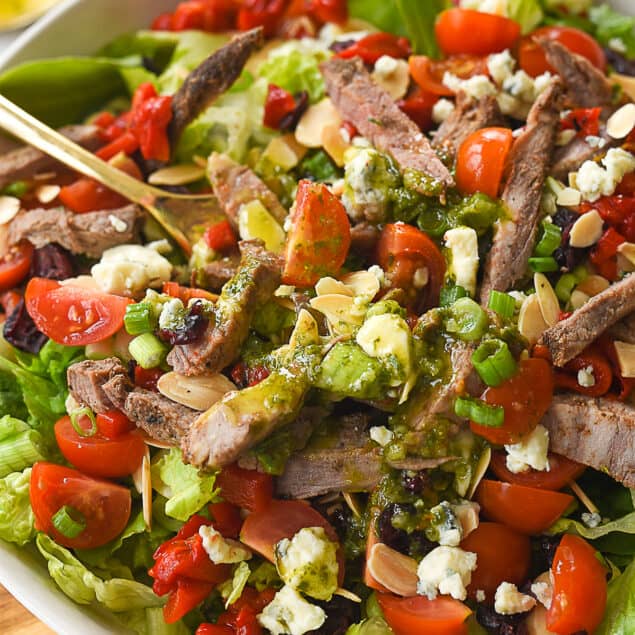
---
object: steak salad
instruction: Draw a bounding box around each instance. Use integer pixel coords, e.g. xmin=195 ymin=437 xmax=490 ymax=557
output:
xmin=2 ymin=1 xmax=635 ymax=634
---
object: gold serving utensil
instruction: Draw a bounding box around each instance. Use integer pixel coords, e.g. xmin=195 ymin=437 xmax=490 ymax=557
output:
xmin=0 ymin=94 xmax=222 ymax=254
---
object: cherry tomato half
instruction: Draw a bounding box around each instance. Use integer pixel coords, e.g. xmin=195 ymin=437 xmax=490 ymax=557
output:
xmin=0 ymin=241 xmax=33 ymax=293
xmin=409 ymin=55 xmax=489 ymax=97
xmin=456 ymin=127 xmax=514 ymax=199
xmin=475 ymin=480 xmax=574 ymax=535
xmin=25 ymin=277 xmax=131 ymax=346
xmin=30 ymin=462 xmax=131 ymax=549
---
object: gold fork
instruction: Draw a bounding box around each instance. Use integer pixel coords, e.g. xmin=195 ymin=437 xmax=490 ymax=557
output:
xmin=0 ymin=94 xmax=222 ymax=254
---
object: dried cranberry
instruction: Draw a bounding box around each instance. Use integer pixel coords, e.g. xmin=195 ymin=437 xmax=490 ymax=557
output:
xmin=3 ymin=298 xmax=47 ymax=354
xmin=476 ymin=605 xmax=527 ymax=635
xmin=377 ymin=503 xmax=412 ymax=554
xmin=329 ymin=39 xmax=355 ymax=53
xmin=313 ymin=595 xmax=360 ymax=635
xmin=552 ymin=208 xmax=578 ymax=233
xmin=29 ymin=244 xmax=75 ymax=280
xmin=278 ymin=91 xmax=309 ymax=132
xmin=604 ymin=47 xmax=635 ymax=77
xmin=159 ymin=301 xmax=209 ymax=345
xmin=401 ymin=470 xmax=431 ymax=495
xmin=408 ymin=531 xmax=437 ymax=559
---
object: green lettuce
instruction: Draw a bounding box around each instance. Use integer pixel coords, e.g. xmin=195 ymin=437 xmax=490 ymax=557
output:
xmin=345 ymin=617 xmax=393 ymax=635
xmin=348 ymin=0 xmax=407 ymax=37
xmin=589 ymin=4 xmax=635 ymax=59
xmin=0 ymin=467 xmax=35 ymax=546
xmin=394 ymin=0 xmax=449 ymax=57
xmin=151 ymin=448 xmax=220 ymax=521
xmin=219 ymin=561 xmax=251 ymax=608
xmin=99 ymin=30 xmax=182 ymax=71
xmin=597 ymin=558 xmax=635 ymax=635
xmin=507 ymin=0 xmax=543 ymax=34
xmin=0 ymin=368 xmax=28 ymax=421
xmin=0 ymin=415 xmax=47 ymax=478
xmin=548 ymin=512 xmax=635 ymax=541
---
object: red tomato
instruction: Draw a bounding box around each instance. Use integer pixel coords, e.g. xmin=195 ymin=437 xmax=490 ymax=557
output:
xmin=25 ymin=278 xmax=131 ymax=346
xmin=263 ymin=83 xmax=297 ymax=130
xmin=460 ymin=522 xmax=530 ymax=602
xmin=519 ymin=26 xmax=606 ymax=78
xmin=54 ymin=415 xmax=146 ymax=478
xmin=409 ymin=55 xmax=489 ymax=97
xmin=164 ymin=578 xmax=215 ymax=624
xmin=435 ymin=9 xmax=520 ymax=57
xmin=377 ymin=222 xmax=446 ymax=309
xmin=456 ymin=127 xmax=514 ymax=199
xmin=337 ymin=33 xmax=411 ymax=65
xmin=30 ymin=462 xmax=131 ymax=549
xmin=216 ymin=464 xmax=273 ymax=513
xmin=96 ymin=410 xmax=136 ymax=438
xmin=547 ymin=535 xmax=607 ymax=634
xmin=490 ymin=451 xmax=585 ymax=490
xmin=196 ymin=625 xmax=233 ymax=635
xmin=282 ymin=180 xmax=351 ymax=287
xmin=0 ymin=242 xmax=33 ymax=293
xmin=470 ymin=358 xmax=553 ymax=444
xmin=475 ymin=480 xmax=574 ymax=535
xmin=398 ymin=87 xmax=439 ymax=131
xmin=237 ymin=0 xmax=287 ymax=36
xmin=310 ymin=0 xmax=347 ymax=24
xmin=209 ymin=501 xmax=243 ymax=539
xmin=377 ymin=593 xmax=471 ymax=635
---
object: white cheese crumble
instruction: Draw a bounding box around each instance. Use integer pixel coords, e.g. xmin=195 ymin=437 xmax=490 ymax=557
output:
xmin=531 ymin=581 xmax=553 ymax=609
xmin=460 ymin=0 xmax=507 ymax=15
xmin=370 ymin=426 xmax=394 ymax=447
xmin=504 ymin=424 xmax=550 ymax=474
xmin=444 ymin=226 xmax=479 ymax=296
xmin=199 ymin=525 xmax=252 ymax=564
xmin=582 ymin=512 xmax=602 ymax=528
xmin=417 ymin=546 xmax=477 ymax=601
xmin=476 ymin=589 xmax=486 ymax=603
xmin=608 ymin=37 xmax=627 ymax=54
xmin=432 ymin=98 xmax=456 ymax=125
xmin=108 ymin=214 xmax=128 ymax=233
xmin=443 ymin=72 xmax=497 ymax=100
xmin=577 ymin=365 xmax=596 ymax=388
xmin=487 ymin=50 xmax=515 ymax=85
xmin=258 ymin=585 xmax=326 ymax=635
xmin=495 ymin=582 xmax=537 ymax=615
xmin=574 ymin=148 xmax=635 ymax=202
xmin=373 ymin=55 xmax=399 ymax=78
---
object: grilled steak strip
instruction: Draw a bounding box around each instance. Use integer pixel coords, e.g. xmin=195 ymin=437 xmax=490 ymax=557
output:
xmin=8 ymin=204 xmax=142 ymax=258
xmin=480 ymin=79 xmax=564 ymax=303
xmin=200 ymin=254 xmax=240 ymax=292
xmin=609 ymin=313 xmax=635 ymax=345
xmin=550 ymin=133 xmax=619 ymax=181
xmin=321 ymin=57 xmax=454 ymax=192
xmin=539 ymin=273 xmax=635 ymax=366
xmin=169 ymin=28 xmax=264 ymax=146
xmin=433 ymin=92 xmax=505 ymax=158
xmin=168 ymin=240 xmax=283 ymax=376
xmin=68 ymin=358 xmax=132 ymax=413
xmin=543 ymin=394 xmax=635 ymax=488
xmin=539 ymin=38 xmax=614 ymax=108
xmin=207 ymin=153 xmax=287 ymax=227
xmin=0 ymin=124 xmax=102 ymax=190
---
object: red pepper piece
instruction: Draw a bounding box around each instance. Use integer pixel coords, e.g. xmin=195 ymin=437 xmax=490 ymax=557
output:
xmin=560 ymin=107 xmax=601 ymax=138
xmin=554 ymin=347 xmax=613 ymax=397
xmin=129 ymin=82 xmax=173 ymax=162
xmin=310 ymin=0 xmax=347 ymax=24
xmin=134 ymin=366 xmax=164 ymax=392
xmin=164 ymin=578 xmax=216 ymax=624
xmin=237 ymin=0 xmax=289 ymax=37
xmin=216 ymin=464 xmax=274 ymax=513
xmin=397 ymin=87 xmax=439 ymax=131
xmin=589 ymin=227 xmax=625 ymax=281
xmin=203 ymin=219 xmax=238 ymax=252
xmin=96 ymin=410 xmax=135 ymax=439
xmin=152 ymin=12 xmax=175 ymax=30
xmin=196 ymin=625 xmax=234 ymax=635
xmin=209 ymin=501 xmax=243 ymax=539
xmin=95 ymin=132 xmax=139 ymax=161
xmin=337 ymin=32 xmax=412 ymax=64
xmin=263 ymin=84 xmax=297 ymax=130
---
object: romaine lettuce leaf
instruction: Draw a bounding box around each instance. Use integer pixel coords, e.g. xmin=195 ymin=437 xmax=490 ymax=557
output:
xmin=589 ymin=4 xmax=635 ymax=59
xmin=345 ymin=617 xmax=393 ymax=634
xmin=597 ymin=558 xmax=635 ymax=635
xmin=348 ymin=0 xmax=407 ymax=37
xmin=219 ymin=561 xmax=251 ymax=608
xmin=507 ymin=0 xmax=543 ymax=34
xmin=394 ymin=0 xmax=449 ymax=57
xmin=0 ymin=467 xmax=35 ymax=546
xmin=548 ymin=511 xmax=635 ymax=540
xmin=99 ymin=30 xmax=182 ymax=71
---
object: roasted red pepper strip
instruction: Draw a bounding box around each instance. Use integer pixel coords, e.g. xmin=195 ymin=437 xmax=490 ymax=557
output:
xmin=134 ymin=366 xmax=163 ymax=392
xmin=589 ymin=227 xmax=625 ymax=281
xmin=164 ymin=578 xmax=217 ymax=624
xmin=129 ymin=82 xmax=173 ymax=162
xmin=581 ymin=195 xmax=635 ymax=242
xmin=560 ymin=107 xmax=601 ymax=138
xmin=337 ymin=32 xmax=412 ymax=64
xmin=397 ymin=87 xmax=439 ymax=131
xmin=237 ymin=0 xmax=289 ymax=36
xmin=599 ymin=336 xmax=635 ymax=401
xmin=554 ymin=347 xmax=613 ymax=397
xmin=263 ymin=84 xmax=297 ymax=130
xmin=203 ymin=219 xmax=239 ymax=252
xmin=209 ymin=501 xmax=243 ymax=539
xmin=216 ymin=464 xmax=274 ymax=512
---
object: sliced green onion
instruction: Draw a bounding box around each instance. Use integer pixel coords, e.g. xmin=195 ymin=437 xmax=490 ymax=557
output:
xmin=444 ymin=297 xmax=488 ymax=342
xmin=52 ymin=506 xmax=86 ymax=539
xmin=0 ymin=430 xmax=46 ymax=478
xmin=572 ymin=264 xmax=588 ymax=282
xmin=487 ymin=291 xmax=515 ymax=319
xmin=454 ymin=396 xmax=504 ymax=427
xmin=70 ymin=407 xmax=97 ymax=437
xmin=439 ymin=284 xmax=468 ymax=308
xmin=2 ymin=180 xmax=29 ymax=197
xmin=555 ymin=273 xmax=578 ymax=303
xmin=534 ymin=222 xmax=562 ymax=257
xmin=129 ymin=333 xmax=169 ymax=369
xmin=472 ymin=339 xmax=517 ymax=387
xmin=124 ymin=302 xmax=157 ymax=335
xmin=417 ymin=208 xmax=449 ymax=238
xmin=528 ymin=257 xmax=559 ymax=273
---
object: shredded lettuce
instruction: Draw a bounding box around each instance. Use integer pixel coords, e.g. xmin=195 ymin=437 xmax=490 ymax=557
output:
xmin=507 ymin=0 xmax=543 ymax=34
xmin=219 ymin=561 xmax=251 ymax=608
xmin=589 ymin=4 xmax=635 ymax=59
xmin=597 ymin=558 xmax=635 ymax=635
xmin=0 ymin=467 xmax=35 ymax=546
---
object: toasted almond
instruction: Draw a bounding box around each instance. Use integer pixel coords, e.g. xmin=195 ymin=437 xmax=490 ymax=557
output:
xmin=618 ymin=241 xmax=635 ymax=266
xmin=576 ymin=274 xmax=610 ymax=296
xmin=148 ymin=164 xmax=206 ymax=186
xmin=342 ymin=492 xmax=364 ymax=518
xmin=614 ymin=340 xmax=635 ymax=378
xmin=140 ymin=432 xmax=176 ymax=449
xmin=321 ymin=123 xmax=350 ymax=167
xmin=569 ymin=210 xmax=604 ymax=248
xmin=334 ymin=588 xmax=362 ymax=603
xmin=454 ymin=501 xmax=480 ymax=539
xmin=556 ymin=186 xmax=581 ymax=207
xmin=570 ymin=289 xmax=590 ymax=310
xmin=340 ymin=270 xmax=381 ymax=299
xmin=142 ymin=450 xmax=152 ymax=530
xmin=534 ymin=273 xmax=560 ymax=327
xmin=309 ymin=293 xmax=364 ymax=334
xmin=315 ymin=276 xmax=353 ymax=297
xmin=131 ymin=452 xmax=145 ymax=494
xmin=35 ymin=184 xmax=60 ymax=204
xmin=289 ymin=308 xmax=319 ymax=348
xmin=611 ymin=73 xmax=635 ymax=101
xmin=0 ymin=196 xmax=20 ymax=225
xmin=158 ymin=372 xmax=236 ymax=411
xmin=295 ymin=98 xmax=342 ymax=148
xmin=371 ymin=58 xmax=410 ymax=100
xmin=367 ymin=543 xmax=419 ymax=597
xmin=262 ymin=134 xmax=308 ymax=170
xmin=518 ymin=293 xmax=549 ymax=344
xmin=607 ymin=102 xmax=635 ymax=139
xmin=467 ymin=446 xmax=491 ymax=500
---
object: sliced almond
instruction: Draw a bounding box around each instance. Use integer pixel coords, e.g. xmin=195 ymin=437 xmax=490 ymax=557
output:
xmin=157 ymin=372 xmax=236 ymax=411
xmin=467 ymin=446 xmax=491 ymax=499
xmin=315 ymin=276 xmax=353 ymax=297
xmin=33 ymin=171 xmax=56 ymax=181
xmin=518 ymin=293 xmax=549 ymax=344
xmin=262 ymin=134 xmax=308 ymax=170
xmin=570 ymin=289 xmax=590 ymax=310
xmin=556 ymin=186 xmax=581 ymax=207
xmin=569 ymin=210 xmax=604 ymax=248
xmin=534 ymin=273 xmax=560 ymax=327
xmin=366 ymin=543 xmax=419 ymax=597
xmin=334 ymin=588 xmax=362 ymax=603
xmin=309 ymin=293 xmax=364 ymax=334
xmin=149 ymin=164 xmax=206 ymax=186
xmin=607 ymin=102 xmax=635 ymax=139
xmin=454 ymin=501 xmax=480 ymax=539
xmin=140 ymin=431 xmax=176 ymax=449
xmin=371 ymin=58 xmax=410 ymax=100
xmin=295 ymin=98 xmax=342 ymax=148
xmin=321 ymin=123 xmax=350 ymax=167
xmin=35 ymin=184 xmax=60 ymax=204
xmin=142 ymin=450 xmax=152 ymax=530
xmin=342 ymin=492 xmax=364 ymax=518
xmin=614 ymin=340 xmax=635 ymax=378
xmin=341 ymin=270 xmax=381 ymax=300
xmin=0 ymin=196 xmax=20 ymax=225
xmin=618 ymin=241 xmax=635 ymax=266
xmin=288 ymin=308 xmax=319 ymax=348
xmin=525 ymin=605 xmax=557 ymax=635
xmin=611 ymin=73 xmax=635 ymax=101
xmin=575 ymin=274 xmax=610 ymax=296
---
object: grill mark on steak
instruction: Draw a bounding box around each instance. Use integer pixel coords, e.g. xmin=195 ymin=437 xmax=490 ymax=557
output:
xmin=68 ymin=358 xmax=132 ymax=414
xmin=320 ymin=56 xmax=454 ymax=192
xmin=480 ymin=79 xmax=564 ymax=304
xmin=207 ymin=153 xmax=287 ymax=228
xmin=8 ymin=204 xmax=142 ymax=258
xmin=539 ymin=38 xmax=614 ymax=108
xmin=433 ymin=92 xmax=505 ymax=158
xmin=0 ymin=125 xmax=102 ymax=189
xmin=167 ymin=240 xmax=283 ymax=376
xmin=169 ymin=28 xmax=264 ymax=146
xmin=542 ymin=393 xmax=635 ymax=488
xmin=539 ymin=273 xmax=635 ymax=366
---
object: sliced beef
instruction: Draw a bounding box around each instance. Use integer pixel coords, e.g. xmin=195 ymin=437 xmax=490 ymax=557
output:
xmin=350 ymin=222 xmax=380 ymax=260
xmin=207 ymin=153 xmax=287 ymax=228
xmin=539 ymin=273 xmax=635 ymax=366
xmin=433 ymin=92 xmax=505 ymax=158
xmin=67 ymin=358 xmax=133 ymax=413
xmin=542 ymin=394 xmax=635 ymax=487
xmin=168 ymin=240 xmax=283 ymax=376
xmin=551 ymin=133 xmax=618 ymax=181
xmin=0 ymin=124 xmax=102 ymax=189
xmin=8 ymin=204 xmax=142 ymax=258
xmin=320 ymin=57 xmax=454 ymax=192
xmin=200 ymin=254 xmax=240 ymax=291
xmin=609 ymin=312 xmax=635 ymax=344
xmin=539 ymin=38 xmax=614 ymax=108
xmin=480 ymin=79 xmax=564 ymax=303
xmin=170 ymin=28 xmax=264 ymax=146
